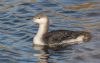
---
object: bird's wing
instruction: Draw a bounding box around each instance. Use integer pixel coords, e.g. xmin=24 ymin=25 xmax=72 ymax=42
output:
xmin=43 ymin=30 xmax=82 ymax=44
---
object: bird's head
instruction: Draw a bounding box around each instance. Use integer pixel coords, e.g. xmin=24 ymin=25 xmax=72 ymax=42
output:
xmin=33 ymin=13 xmax=49 ymax=25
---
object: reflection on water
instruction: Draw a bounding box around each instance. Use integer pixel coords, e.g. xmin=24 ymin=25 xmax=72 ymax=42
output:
xmin=33 ymin=45 xmax=73 ymax=63
xmin=0 ymin=0 xmax=100 ymax=63
xmin=33 ymin=45 xmax=49 ymax=63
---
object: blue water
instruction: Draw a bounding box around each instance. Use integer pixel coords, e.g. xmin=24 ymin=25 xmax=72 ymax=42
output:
xmin=0 ymin=0 xmax=100 ymax=63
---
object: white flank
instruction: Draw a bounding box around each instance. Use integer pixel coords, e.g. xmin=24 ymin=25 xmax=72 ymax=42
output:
xmin=62 ymin=35 xmax=85 ymax=45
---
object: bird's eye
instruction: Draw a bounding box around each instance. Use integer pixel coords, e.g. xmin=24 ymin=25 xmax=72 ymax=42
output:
xmin=38 ymin=17 xmax=41 ymax=19
xmin=37 ymin=17 xmax=40 ymax=19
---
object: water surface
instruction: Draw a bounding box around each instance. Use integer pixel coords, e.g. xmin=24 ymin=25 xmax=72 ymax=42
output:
xmin=0 ymin=0 xmax=100 ymax=63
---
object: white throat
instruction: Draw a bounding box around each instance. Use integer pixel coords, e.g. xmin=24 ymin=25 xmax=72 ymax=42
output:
xmin=33 ymin=22 xmax=48 ymax=45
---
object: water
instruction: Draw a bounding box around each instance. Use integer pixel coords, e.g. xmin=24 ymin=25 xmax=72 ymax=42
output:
xmin=0 ymin=0 xmax=100 ymax=63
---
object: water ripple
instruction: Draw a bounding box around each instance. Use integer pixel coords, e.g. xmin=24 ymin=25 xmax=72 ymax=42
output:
xmin=0 ymin=0 xmax=100 ymax=63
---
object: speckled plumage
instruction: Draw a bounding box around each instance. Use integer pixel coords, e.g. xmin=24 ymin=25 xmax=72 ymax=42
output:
xmin=43 ymin=30 xmax=91 ymax=48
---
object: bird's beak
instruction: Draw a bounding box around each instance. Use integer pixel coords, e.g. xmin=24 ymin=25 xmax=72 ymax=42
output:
xmin=32 ymin=16 xmax=35 ymax=22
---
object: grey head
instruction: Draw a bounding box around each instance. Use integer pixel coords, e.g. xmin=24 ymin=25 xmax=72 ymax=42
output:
xmin=33 ymin=13 xmax=49 ymax=25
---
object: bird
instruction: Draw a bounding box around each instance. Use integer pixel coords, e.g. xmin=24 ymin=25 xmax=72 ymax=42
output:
xmin=33 ymin=13 xmax=92 ymax=49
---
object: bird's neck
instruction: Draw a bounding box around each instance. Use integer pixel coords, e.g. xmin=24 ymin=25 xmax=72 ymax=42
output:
xmin=34 ymin=22 xmax=49 ymax=45
xmin=37 ymin=23 xmax=48 ymax=36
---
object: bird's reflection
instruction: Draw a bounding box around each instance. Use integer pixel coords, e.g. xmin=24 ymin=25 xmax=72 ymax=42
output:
xmin=33 ymin=45 xmax=49 ymax=63
xmin=33 ymin=44 xmax=74 ymax=63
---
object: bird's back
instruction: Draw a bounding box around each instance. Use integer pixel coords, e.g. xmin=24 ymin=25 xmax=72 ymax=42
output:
xmin=43 ymin=30 xmax=91 ymax=49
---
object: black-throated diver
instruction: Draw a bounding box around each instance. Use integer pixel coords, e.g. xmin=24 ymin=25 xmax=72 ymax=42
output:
xmin=33 ymin=13 xmax=91 ymax=49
